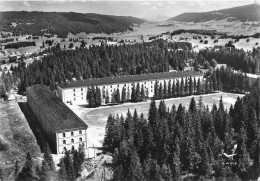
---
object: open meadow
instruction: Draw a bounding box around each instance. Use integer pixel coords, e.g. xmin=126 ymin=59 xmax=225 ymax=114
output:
xmin=68 ymin=92 xmax=244 ymax=148
xmin=0 ymin=101 xmax=41 ymax=179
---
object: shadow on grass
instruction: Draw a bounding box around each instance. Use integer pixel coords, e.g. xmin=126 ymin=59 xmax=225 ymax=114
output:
xmin=18 ymin=102 xmax=52 ymax=153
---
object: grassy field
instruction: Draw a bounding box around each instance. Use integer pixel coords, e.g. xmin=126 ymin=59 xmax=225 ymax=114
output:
xmin=0 ymin=101 xmax=41 ymax=180
xmin=68 ymin=92 xmax=244 ymax=148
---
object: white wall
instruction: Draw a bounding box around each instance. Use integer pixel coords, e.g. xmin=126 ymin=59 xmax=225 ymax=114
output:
xmin=58 ymin=75 xmax=203 ymax=105
xmin=57 ymin=129 xmax=87 ymax=154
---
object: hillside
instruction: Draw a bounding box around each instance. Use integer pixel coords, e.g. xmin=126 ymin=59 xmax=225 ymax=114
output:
xmin=0 ymin=11 xmax=145 ymax=37
xmin=168 ymin=3 xmax=260 ymax=22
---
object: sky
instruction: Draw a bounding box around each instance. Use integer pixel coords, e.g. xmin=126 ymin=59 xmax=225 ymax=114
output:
xmin=0 ymin=0 xmax=257 ymax=19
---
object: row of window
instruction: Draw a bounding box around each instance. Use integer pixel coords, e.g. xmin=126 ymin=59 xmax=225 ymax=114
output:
xmin=71 ymin=78 xmax=196 ymax=93
xmin=73 ymin=88 xmax=84 ymax=91
xmin=74 ymin=93 xmax=84 ymax=96
xmin=63 ymin=137 xmax=83 ymax=144
xmin=63 ymin=130 xmax=82 ymax=137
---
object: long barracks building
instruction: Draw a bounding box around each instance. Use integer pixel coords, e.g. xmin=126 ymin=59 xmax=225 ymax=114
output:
xmin=57 ymin=70 xmax=204 ymax=105
xmin=26 ymin=84 xmax=88 ymax=154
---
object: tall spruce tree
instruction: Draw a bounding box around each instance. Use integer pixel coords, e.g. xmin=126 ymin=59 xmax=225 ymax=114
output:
xmin=154 ymin=80 xmax=159 ymax=99
xmin=159 ymin=82 xmax=163 ymax=99
xmin=140 ymin=84 xmax=145 ymax=101
xmin=180 ymin=78 xmax=184 ymax=96
xmin=16 ymin=152 xmax=38 ymax=181
xmin=121 ymin=86 xmax=127 ymax=103
xmin=168 ymin=80 xmax=172 ymax=98
xmin=189 ymin=76 xmax=193 ymax=95
xmin=163 ymin=80 xmax=168 ymax=98
xmin=135 ymin=83 xmax=141 ymax=102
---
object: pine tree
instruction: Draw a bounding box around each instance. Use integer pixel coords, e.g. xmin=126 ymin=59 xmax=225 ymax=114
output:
xmin=189 ymin=76 xmax=193 ymax=95
xmin=154 ymin=80 xmax=159 ymax=99
xmin=184 ymin=77 xmax=189 ymax=95
xmin=16 ymin=152 xmax=37 ymax=181
xmin=176 ymin=79 xmax=180 ymax=97
xmin=105 ymin=90 xmax=110 ymax=104
xmin=180 ymin=78 xmax=185 ymax=96
xmin=135 ymin=83 xmax=141 ymax=102
xmin=193 ymin=77 xmax=197 ymax=94
xmin=58 ymin=158 xmax=67 ymax=181
xmin=168 ymin=80 xmax=172 ymax=98
xmin=197 ymin=78 xmax=202 ymax=95
xmin=172 ymin=80 xmax=177 ymax=97
xmin=116 ymin=88 xmax=121 ymax=103
xmin=131 ymin=83 xmax=136 ymax=102
xmin=88 ymin=86 xmax=95 ymax=107
xmin=127 ymin=86 xmax=131 ymax=101
xmin=43 ymin=143 xmax=55 ymax=171
xmin=159 ymin=82 xmax=163 ymax=99
xmin=73 ymin=151 xmax=81 ymax=176
xmin=95 ymin=87 xmax=102 ymax=106
xmin=64 ymin=152 xmax=76 ymax=180
xmin=158 ymin=100 xmax=167 ymax=120
xmin=121 ymin=86 xmax=127 ymax=103
xmin=103 ymin=114 xmax=116 ymax=152
xmin=163 ymin=80 xmax=168 ymax=98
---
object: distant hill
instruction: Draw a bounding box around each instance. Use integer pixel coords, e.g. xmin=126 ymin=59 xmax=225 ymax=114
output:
xmin=0 ymin=11 xmax=145 ymax=37
xmin=168 ymin=4 xmax=260 ymax=22
xmin=149 ymin=15 xmax=170 ymax=22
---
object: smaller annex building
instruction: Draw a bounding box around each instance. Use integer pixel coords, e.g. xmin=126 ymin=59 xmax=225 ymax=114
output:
xmin=26 ymin=84 xmax=88 ymax=154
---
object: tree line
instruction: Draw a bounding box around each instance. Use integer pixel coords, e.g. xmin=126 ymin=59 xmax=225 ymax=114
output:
xmin=0 ymin=11 xmax=144 ymax=38
xmin=103 ymin=80 xmax=259 ymax=180
xmin=11 ymin=143 xmax=85 ymax=181
xmin=12 ymin=40 xmax=193 ymax=93
xmin=4 ymin=41 xmax=36 ymax=49
xmin=198 ymin=47 xmax=260 ymax=74
xmin=86 ymin=66 xmax=249 ymax=107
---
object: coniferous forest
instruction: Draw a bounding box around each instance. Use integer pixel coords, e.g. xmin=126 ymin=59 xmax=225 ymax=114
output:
xmin=103 ymin=81 xmax=260 ymax=180
xmin=10 ymin=39 xmax=258 ymax=96
xmin=12 ymin=40 xmax=193 ymax=93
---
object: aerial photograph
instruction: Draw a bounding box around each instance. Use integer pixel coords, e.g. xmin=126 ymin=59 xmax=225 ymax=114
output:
xmin=0 ymin=0 xmax=259 ymax=180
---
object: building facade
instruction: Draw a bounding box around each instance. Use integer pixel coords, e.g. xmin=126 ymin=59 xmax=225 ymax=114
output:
xmin=26 ymin=84 xmax=88 ymax=154
xmin=57 ymin=70 xmax=204 ymax=105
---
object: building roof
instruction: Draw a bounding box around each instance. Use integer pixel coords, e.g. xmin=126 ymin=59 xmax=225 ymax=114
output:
xmin=26 ymin=84 xmax=88 ymax=132
xmin=58 ymin=70 xmax=203 ymax=89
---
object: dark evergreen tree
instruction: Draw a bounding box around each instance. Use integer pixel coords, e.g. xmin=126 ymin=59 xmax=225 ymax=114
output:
xmin=58 ymin=158 xmax=67 ymax=181
xmin=115 ymin=88 xmax=121 ymax=103
xmin=163 ymin=80 xmax=168 ymax=98
xmin=193 ymin=77 xmax=197 ymax=94
xmin=16 ymin=152 xmax=38 ymax=181
xmin=189 ymin=76 xmax=193 ymax=95
xmin=168 ymin=80 xmax=172 ymax=98
xmin=131 ymin=84 xmax=136 ymax=102
xmin=159 ymin=82 xmax=163 ymax=99
xmin=135 ymin=83 xmax=141 ymax=102
xmin=180 ymin=78 xmax=184 ymax=96
xmin=154 ymin=80 xmax=159 ymax=99
xmin=197 ymin=78 xmax=202 ymax=95
xmin=121 ymin=86 xmax=127 ymax=103
xmin=141 ymin=84 xmax=145 ymax=101
xmin=103 ymin=114 xmax=116 ymax=153
xmin=172 ymin=80 xmax=176 ymax=97
xmin=184 ymin=77 xmax=189 ymax=95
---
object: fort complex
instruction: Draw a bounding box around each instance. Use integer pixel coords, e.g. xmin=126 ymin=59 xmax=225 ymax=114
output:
xmin=26 ymin=84 xmax=88 ymax=154
xmin=57 ymin=70 xmax=204 ymax=105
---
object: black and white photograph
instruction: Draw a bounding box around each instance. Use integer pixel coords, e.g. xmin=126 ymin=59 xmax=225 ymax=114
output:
xmin=0 ymin=0 xmax=259 ymax=180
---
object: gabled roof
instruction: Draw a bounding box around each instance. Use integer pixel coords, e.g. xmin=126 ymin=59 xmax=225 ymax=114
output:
xmin=58 ymin=70 xmax=203 ymax=89
xmin=26 ymin=84 xmax=88 ymax=132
